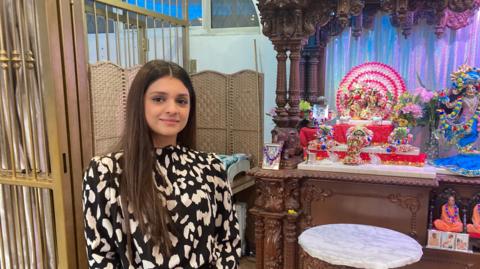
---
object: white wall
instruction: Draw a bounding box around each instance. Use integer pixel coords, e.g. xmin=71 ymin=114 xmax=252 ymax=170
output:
xmin=189 ymin=29 xmax=277 ymax=144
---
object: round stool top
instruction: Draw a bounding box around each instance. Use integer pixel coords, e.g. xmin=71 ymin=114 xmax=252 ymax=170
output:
xmin=298 ymin=224 xmax=423 ymax=269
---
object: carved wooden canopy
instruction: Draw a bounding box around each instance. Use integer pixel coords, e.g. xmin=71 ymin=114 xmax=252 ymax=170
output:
xmin=259 ymin=0 xmax=480 ymax=43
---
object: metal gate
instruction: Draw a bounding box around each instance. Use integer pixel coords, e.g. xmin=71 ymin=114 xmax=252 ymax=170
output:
xmin=85 ymin=0 xmax=189 ymax=67
xmin=0 ymin=0 xmax=76 ymax=268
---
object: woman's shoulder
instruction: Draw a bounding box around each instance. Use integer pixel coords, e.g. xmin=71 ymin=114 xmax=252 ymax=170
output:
xmin=84 ymin=152 xmax=124 ymax=187
xmin=186 ymin=148 xmax=224 ymax=167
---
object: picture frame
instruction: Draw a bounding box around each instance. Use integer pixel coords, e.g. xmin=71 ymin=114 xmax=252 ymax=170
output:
xmin=427 ymin=229 xmax=441 ymax=248
xmin=441 ymin=232 xmax=455 ymax=250
xmin=262 ymin=143 xmax=283 ymax=170
xmin=454 ymin=233 xmax=469 ymax=252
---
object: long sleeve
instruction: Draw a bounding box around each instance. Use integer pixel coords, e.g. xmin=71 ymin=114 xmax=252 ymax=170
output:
xmin=83 ymin=157 xmax=120 ymax=269
xmin=211 ymin=157 xmax=241 ymax=269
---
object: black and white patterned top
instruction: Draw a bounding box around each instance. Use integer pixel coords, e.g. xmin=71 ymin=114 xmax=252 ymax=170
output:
xmin=82 ymin=145 xmax=241 ymax=269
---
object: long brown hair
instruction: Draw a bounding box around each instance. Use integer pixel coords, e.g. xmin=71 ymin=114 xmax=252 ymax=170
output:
xmin=118 ymin=60 xmax=196 ymax=257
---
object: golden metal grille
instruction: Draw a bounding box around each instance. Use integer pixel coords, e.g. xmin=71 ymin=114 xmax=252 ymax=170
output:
xmin=85 ymin=0 xmax=188 ymax=67
xmin=0 ymin=0 xmax=60 ymax=268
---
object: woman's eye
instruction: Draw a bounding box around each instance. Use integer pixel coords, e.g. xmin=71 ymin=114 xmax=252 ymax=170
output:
xmin=152 ymin=96 xmax=166 ymax=103
xmin=177 ymin=98 xmax=189 ymax=105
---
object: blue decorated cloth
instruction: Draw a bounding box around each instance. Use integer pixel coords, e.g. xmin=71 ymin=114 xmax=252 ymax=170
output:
xmin=217 ymin=153 xmax=249 ymax=170
xmin=458 ymin=119 xmax=478 ymax=148
xmin=432 ymin=154 xmax=480 ymax=177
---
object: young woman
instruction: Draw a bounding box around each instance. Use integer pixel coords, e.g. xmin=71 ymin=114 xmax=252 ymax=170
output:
xmin=83 ymin=60 xmax=241 ymax=268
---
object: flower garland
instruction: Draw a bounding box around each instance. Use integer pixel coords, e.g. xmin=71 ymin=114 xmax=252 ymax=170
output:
xmin=438 ymin=109 xmax=480 ymax=138
xmin=445 ymin=203 xmax=459 ymax=223
xmin=445 ymin=97 xmax=464 ymax=121
xmin=263 ymin=146 xmax=282 ymax=165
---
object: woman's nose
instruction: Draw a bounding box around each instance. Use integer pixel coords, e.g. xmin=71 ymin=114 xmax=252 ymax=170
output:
xmin=164 ymin=100 xmax=178 ymax=114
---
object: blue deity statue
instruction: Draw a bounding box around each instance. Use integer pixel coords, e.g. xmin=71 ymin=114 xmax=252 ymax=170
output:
xmin=432 ymin=65 xmax=480 ymax=176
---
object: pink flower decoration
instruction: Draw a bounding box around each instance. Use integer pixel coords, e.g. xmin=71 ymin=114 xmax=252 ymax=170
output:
xmin=413 ymin=87 xmax=434 ymax=103
xmin=401 ymin=104 xmax=423 ymax=118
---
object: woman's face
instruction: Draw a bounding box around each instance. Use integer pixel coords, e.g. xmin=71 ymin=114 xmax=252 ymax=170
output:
xmin=144 ymin=76 xmax=190 ymax=147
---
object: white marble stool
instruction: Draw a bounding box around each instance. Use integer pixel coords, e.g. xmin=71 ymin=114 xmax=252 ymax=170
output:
xmin=298 ymin=224 xmax=423 ymax=269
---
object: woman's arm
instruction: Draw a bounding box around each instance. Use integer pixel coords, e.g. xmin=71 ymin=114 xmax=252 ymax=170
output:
xmin=211 ymin=157 xmax=241 ymax=269
xmin=83 ymin=157 xmax=121 ymax=269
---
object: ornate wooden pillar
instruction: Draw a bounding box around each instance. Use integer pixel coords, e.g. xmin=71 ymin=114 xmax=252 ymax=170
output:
xmin=299 ymin=51 xmax=306 ymax=100
xmin=258 ymin=1 xmax=331 ymax=169
xmin=305 ymin=47 xmax=320 ymax=104
xmin=273 ymin=45 xmax=289 ymax=128
xmin=287 ymin=42 xmax=302 ymax=128
xmin=254 ymin=216 xmax=265 ymax=269
xmin=283 ymin=179 xmax=300 ymax=269
xmin=317 ymin=30 xmax=329 ymax=98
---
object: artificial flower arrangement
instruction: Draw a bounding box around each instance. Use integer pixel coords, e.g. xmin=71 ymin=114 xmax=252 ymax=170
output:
xmin=339 ymin=82 xmax=393 ymax=120
xmin=391 ymin=87 xmax=437 ymax=128
xmin=299 ymin=100 xmax=312 ymax=120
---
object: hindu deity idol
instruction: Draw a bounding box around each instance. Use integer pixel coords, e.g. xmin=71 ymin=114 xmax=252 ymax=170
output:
xmin=437 ymin=65 xmax=480 ymax=153
xmin=432 ymin=65 xmax=480 ymax=176
xmin=343 ymin=126 xmax=373 ymax=165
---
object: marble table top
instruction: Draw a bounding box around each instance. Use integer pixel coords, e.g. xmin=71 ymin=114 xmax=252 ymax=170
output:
xmin=298 ymin=224 xmax=423 ymax=269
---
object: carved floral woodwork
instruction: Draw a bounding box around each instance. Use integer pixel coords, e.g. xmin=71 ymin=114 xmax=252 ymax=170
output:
xmin=388 ymin=193 xmax=422 ymax=238
xmin=264 ymin=217 xmax=283 ymax=269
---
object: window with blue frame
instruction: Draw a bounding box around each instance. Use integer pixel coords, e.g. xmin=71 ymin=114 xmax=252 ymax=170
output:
xmin=123 ymin=0 xmax=183 ymax=18
xmin=211 ymin=0 xmax=258 ymax=28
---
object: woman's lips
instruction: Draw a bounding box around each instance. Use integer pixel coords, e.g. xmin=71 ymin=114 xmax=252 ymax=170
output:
xmin=160 ymin=119 xmax=179 ymax=124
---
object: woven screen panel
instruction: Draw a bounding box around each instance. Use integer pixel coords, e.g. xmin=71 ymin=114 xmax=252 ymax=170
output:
xmin=230 ymin=71 xmax=264 ymax=166
xmin=89 ymin=62 xmax=126 ymax=155
xmin=192 ymin=71 xmax=228 ymax=153
xmin=197 ymin=129 xmax=228 ymax=154
xmin=125 ymin=65 xmax=141 ymax=100
xmin=192 ymin=71 xmax=228 ymax=129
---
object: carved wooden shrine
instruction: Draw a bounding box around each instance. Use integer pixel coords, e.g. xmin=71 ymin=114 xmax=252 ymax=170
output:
xmin=252 ymin=1 xmax=480 ymax=268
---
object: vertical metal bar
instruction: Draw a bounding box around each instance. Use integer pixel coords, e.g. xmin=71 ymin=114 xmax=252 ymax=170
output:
xmin=161 ymin=20 xmax=165 ymax=59
xmin=153 ymin=19 xmax=157 ymax=59
xmin=93 ymin=1 xmax=100 ymax=61
xmin=32 ymin=0 xmax=50 ymax=176
xmin=12 ymin=186 xmax=25 ymax=268
xmin=122 ymin=14 xmax=128 ymax=67
xmin=0 ymin=0 xmax=18 ymax=178
xmin=136 ymin=9 xmax=139 ymax=65
xmin=169 ymin=0 xmax=172 ymax=16
xmin=115 ymin=8 xmax=121 ymax=65
xmin=126 ymin=11 xmax=131 ymax=66
xmin=0 ymin=6 xmax=17 ymax=177
xmin=0 ymin=185 xmax=8 ymax=269
xmin=16 ymin=0 xmax=38 ymax=179
xmin=36 ymin=188 xmax=47 ymax=268
xmin=4 ymin=187 xmax=19 ymax=268
xmin=182 ymin=0 xmax=189 ymax=68
xmin=11 ymin=49 xmax=31 ymax=176
xmin=175 ymin=24 xmax=179 ymax=64
xmin=24 ymin=187 xmax=37 ymax=269
xmin=8 ymin=0 xmax=30 ymax=177
xmin=14 ymin=186 xmax=30 ymax=268
xmin=105 ymin=4 xmax=110 ymax=61
xmin=169 ymin=22 xmax=172 ymax=61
